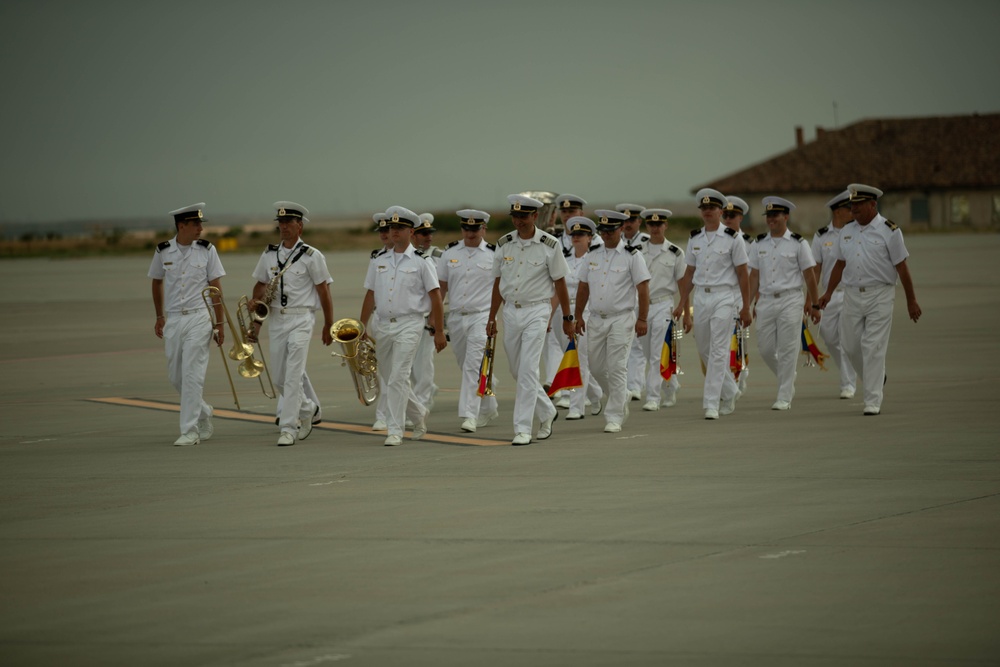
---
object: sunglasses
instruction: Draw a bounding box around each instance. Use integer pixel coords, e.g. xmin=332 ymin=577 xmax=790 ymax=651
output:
xmin=722 ymin=212 xmax=741 ymax=219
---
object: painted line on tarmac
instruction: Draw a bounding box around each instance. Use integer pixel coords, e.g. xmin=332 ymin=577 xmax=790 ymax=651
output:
xmin=88 ymin=397 xmax=509 ymax=447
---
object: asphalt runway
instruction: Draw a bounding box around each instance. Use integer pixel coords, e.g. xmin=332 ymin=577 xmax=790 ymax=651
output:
xmin=1 ymin=234 xmax=998 ymax=666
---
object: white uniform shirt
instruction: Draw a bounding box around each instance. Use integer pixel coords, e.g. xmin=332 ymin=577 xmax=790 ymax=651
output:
xmin=831 ymin=214 xmax=909 ymax=287
xmin=811 ymin=223 xmax=843 ymax=289
xmin=579 ymin=239 xmax=651 ymax=316
xmin=364 ymin=244 xmax=440 ymax=317
xmin=251 ymin=241 xmax=332 ymax=311
xmin=492 ymin=227 xmax=568 ymax=304
xmin=438 ymin=240 xmax=495 ymax=312
xmin=148 ymin=237 xmax=226 ymax=312
xmin=641 ymin=241 xmax=685 ymax=301
xmin=564 ymin=250 xmax=590 ymax=299
xmin=685 ymin=227 xmax=749 ymax=286
xmin=748 ymin=230 xmax=816 ymax=295
xmin=623 ymin=230 xmax=651 ymax=247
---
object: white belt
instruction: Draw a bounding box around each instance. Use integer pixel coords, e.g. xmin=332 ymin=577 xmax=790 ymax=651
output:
xmin=166 ymin=308 xmax=206 ymax=316
xmin=848 ymin=284 xmax=891 ymax=293
xmin=697 ymin=285 xmax=734 ymax=293
xmin=451 ymin=309 xmax=488 ymax=316
xmin=277 ymin=307 xmax=311 ymax=315
xmin=650 ymin=295 xmax=674 ymax=304
xmin=594 ymin=310 xmax=630 ymax=319
xmin=760 ymin=290 xmax=801 ymax=298
xmin=387 ymin=313 xmax=424 ymax=322
xmin=512 ymin=299 xmax=549 ymax=308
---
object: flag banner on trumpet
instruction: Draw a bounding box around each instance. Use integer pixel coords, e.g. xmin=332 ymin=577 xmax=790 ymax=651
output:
xmin=729 ymin=323 xmax=743 ymax=379
xmin=476 ymin=346 xmax=491 ymax=397
xmin=547 ymin=337 xmax=583 ymax=397
xmin=801 ymin=322 xmax=829 ymax=369
xmin=660 ymin=319 xmax=676 ymax=381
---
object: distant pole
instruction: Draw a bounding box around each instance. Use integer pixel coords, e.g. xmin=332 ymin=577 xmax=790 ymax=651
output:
xmin=833 ymin=101 xmax=839 ymax=128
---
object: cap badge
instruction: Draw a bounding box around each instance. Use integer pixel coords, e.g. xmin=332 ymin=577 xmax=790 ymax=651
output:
xmin=513 ymin=202 xmax=522 ymax=211
xmin=766 ymin=203 xmax=774 ymax=210
xmin=391 ymin=213 xmax=400 ymax=222
xmin=600 ymin=216 xmax=608 ymax=224
xmin=702 ymin=196 xmax=711 ymax=204
xmin=278 ymin=207 xmax=286 ymax=216
xmin=651 ymin=214 xmax=660 ymax=221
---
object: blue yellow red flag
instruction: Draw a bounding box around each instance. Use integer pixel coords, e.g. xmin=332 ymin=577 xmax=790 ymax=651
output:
xmin=659 ymin=319 xmax=676 ymax=380
xmin=547 ymin=337 xmax=583 ymax=396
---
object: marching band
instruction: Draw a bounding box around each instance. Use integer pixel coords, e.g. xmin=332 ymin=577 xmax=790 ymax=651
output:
xmin=152 ymin=184 xmax=920 ymax=446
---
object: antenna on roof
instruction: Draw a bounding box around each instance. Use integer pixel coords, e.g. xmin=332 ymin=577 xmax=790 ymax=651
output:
xmin=833 ymin=101 xmax=839 ymax=128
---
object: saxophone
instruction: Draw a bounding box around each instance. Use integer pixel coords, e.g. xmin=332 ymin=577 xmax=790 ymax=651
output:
xmin=252 ymin=261 xmax=297 ymax=322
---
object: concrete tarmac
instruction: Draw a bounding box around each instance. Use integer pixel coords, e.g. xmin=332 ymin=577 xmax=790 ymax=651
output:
xmin=1 ymin=234 xmax=998 ymax=666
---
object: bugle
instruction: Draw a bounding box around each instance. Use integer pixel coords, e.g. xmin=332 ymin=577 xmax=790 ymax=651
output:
xmin=477 ymin=334 xmax=496 ymax=397
xmin=671 ymin=317 xmax=684 ymax=376
xmin=330 ymin=318 xmax=379 ymax=405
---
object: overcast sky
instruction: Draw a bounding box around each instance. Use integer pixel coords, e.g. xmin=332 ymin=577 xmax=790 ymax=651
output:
xmin=2 ymin=0 xmax=998 ymax=224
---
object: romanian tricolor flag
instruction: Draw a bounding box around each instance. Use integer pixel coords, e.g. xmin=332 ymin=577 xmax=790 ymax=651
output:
xmin=547 ymin=338 xmax=583 ymax=396
xmin=729 ymin=322 xmax=744 ymax=379
xmin=476 ymin=339 xmax=493 ymax=397
xmin=801 ymin=322 xmax=828 ymax=370
xmin=660 ymin=319 xmax=676 ymax=381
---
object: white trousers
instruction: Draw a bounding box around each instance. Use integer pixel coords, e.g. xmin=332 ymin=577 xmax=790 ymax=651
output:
xmin=502 ymin=302 xmax=557 ymax=435
xmin=841 ymin=284 xmax=894 ymax=409
xmin=372 ymin=314 xmax=427 ymax=437
xmin=276 ymin=371 xmax=319 ymax=422
xmin=641 ymin=299 xmax=681 ymax=404
xmin=544 ymin=313 xmax=564 ymax=387
xmin=587 ymin=310 xmax=636 ymax=425
xmin=693 ymin=287 xmax=740 ymax=410
xmin=447 ymin=310 xmax=498 ymax=420
xmin=569 ymin=309 xmax=603 ymax=415
xmin=164 ymin=311 xmax=213 ymax=436
xmin=755 ymin=291 xmax=805 ymax=403
xmin=410 ymin=319 xmax=436 ymax=410
xmin=734 ymin=292 xmax=749 ymax=395
xmin=819 ymin=290 xmax=857 ymax=393
xmin=627 ymin=318 xmax=646 ymax=394
xmin=270 ymin=311 xmax=315 ymax=435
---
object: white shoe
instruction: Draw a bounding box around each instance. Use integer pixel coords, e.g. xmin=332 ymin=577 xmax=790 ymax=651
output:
xmin=555 ymin=395 xmax=571 ymax=409
xmin=197 ymin=411 xmax=213 ymax=440
xmin=604 ymin=422 xmax=622 ymax=433
xmin=277 ymin=431 xmax=295 ymax=446
xmin=298 ymin=418 xmax=313 ymax=440
xmin=461 ymin=418 xmax=477 ymax=433
xmin=173 ymin=431 xmax=200 ymax=447
xmin=720 ymin=395 xmax=736 ymax=416
xmin=405 ymin=419 xmax=414 ymax=429
xmin=590 ymin=401 xmax=603 ymax=416
xmin=411 ymin=419 xmax=427 ymax=440
xmin=384 ymin=434 xmax=402 ymax=446
xmin=537 ymin=414 xmax=555 ymax=440
xmin=629 ymin=390 xmax=642 ymax=401
xmin=476 ymin=410 xmax=499 ymax=428
xmin=511 ymin=432 xmax=531 ymax=446
xmin=642 ymin=400 xmax=659 ymax=412
xmin=661 ymin=392 xmax=677 ymax=408
xmin=565 ymin=411 xmax=584 ymax=420
xmin=372 ymin=419 xmax=387 ymax=431
xmin=704 ymin=409 xmax=719 ymax=420
xmin=771 ymin=401 xmax=791 ymax=411
xmin=840 ymin=388 xmax=855 ymax=399
xmin=863 ymin=405 xmax=881 ymax=416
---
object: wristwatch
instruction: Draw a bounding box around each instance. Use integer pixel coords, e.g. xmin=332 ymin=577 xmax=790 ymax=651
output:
xmin=562 ymin=314 xmax=574 ymax=322
xmin=810 ymin=304 xmax=821 ymax=310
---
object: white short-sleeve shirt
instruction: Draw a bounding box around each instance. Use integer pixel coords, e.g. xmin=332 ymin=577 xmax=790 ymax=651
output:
xmin=579 ymin=239 xmax=651 ymax=316
xmin=685 ymin=227 xmax=749 ymax=287
xmin=364 ymin=244 xmax=440 ymax=318
xmin=251 ymin=241 xmax=332 ymax=311
xmin=831 ymin=214 xmax=909 ymax=287
xmin=438 ymin=239 xmax=495 ymax=312
xmin=148 ymin=237 xmax=226 ymax=312
xmin=492 ymin=227 xmax=568 ymax=304
xmin=748 ymin=230 xmax=816 ymax=295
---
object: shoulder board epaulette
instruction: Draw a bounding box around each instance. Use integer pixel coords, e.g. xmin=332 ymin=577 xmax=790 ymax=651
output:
xmin=884 ymin=219 xmax=899 ymax=231
xmin=486 ymin=243 xmax=496 ymax=251
xmin=554 ymin=229 xmax=564 ymax=237
xmin=375 ymin=248 xmax=389 ymax=259
xmin=690 ymin=229 xmax=701 ymax=238
xmin=431 ymin=247 xmax=444 ymax=258
xmin=668 ymin=243 xmax=680 ymax=255
xmin=497 ymin=232 xmax=513 ymax=247
xmin=816 ymin=225 xmax=830 ymax=236
xmin=267 ymin=243 xmax=280 ymax=252
xmin=589 ymin=243 xmax=602 ymax=252
xmin=756 ymin=233 xmax=768 ymax=241
xmin=446 ymin=239 xmax=461 ymax=249
xmin=302 ymin=245 xmax=315 ymax=256
xmin=195 ymin=239 xmax=211 ymax=248
xmin=562 ymin=247 xmax=571 ymax=257
xmin=414 ymin=248 xmax=427 ymax=258
xmin=541 ymin=234 xmax=558 ymax=249
xmin=370 ymin=248 xmax=381 ymax=259
xmin=626 ymin=245 xmax=640 ymax=254
xmin=156 ymin=240 xmax=171 ymax=252
xmin=742 ymin=232 xmax=752 ymax=242
xmin=640 ymin=233 xmax=651 ymax=242
xmin=724 ymin=227 xmax=737 ymax=237
xmin=790 ymin=232 xmax=803 ymax=241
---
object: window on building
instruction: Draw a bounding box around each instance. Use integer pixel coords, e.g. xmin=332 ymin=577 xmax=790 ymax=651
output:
xmin=910 ymin=198 xmax=929 ymax=223
xmin=950 ymin=195 xmax=970 ymax=224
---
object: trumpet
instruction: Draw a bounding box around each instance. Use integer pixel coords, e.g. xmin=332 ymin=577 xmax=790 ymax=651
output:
xmin=671 ymin=317 xmax=684 ymax=376
xmin=734 ymin=317 xmax=750 ymax=377
xmin=477 ymin=334 xmax=496 ymax=397
xmin=330 ymin=318 xmax=379 ymax=405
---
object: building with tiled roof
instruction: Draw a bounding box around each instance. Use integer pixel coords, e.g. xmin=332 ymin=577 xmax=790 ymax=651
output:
xmin=692 ymin=113 xmax=1000 ymax=232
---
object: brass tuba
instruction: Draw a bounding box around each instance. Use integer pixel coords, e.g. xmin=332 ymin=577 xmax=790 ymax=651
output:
xmin=330 ymin=318 xmax=379 ymax=405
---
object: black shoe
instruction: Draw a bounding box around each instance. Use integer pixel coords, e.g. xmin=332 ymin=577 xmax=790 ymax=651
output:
xmin=312 ymin=406 xmax=322 ymax=425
